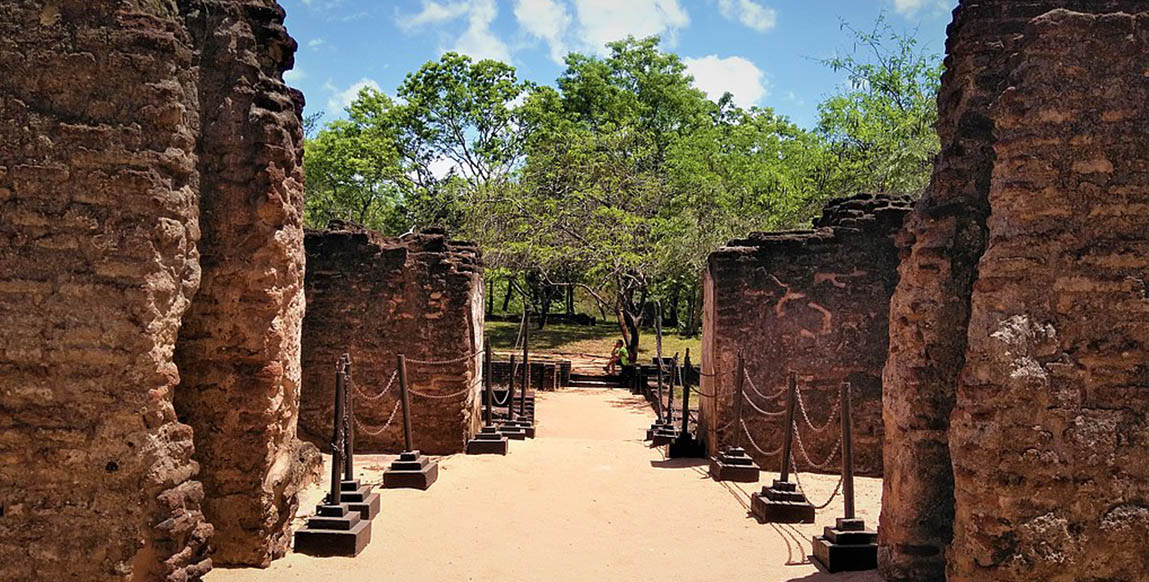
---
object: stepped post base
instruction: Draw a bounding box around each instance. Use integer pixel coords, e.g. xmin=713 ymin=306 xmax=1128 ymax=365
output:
xmin=293 ymin=504 xmax=372 ymax=557
xmin=668 ymin=434 xmax=706 ymax=458
xmin=750 ymin=479 xmax=815 ymax=523
xmin=811 ymin=518 xmax=878 ymax=572
xmin=382 ymin=450 xmax=439 ymax=490
xmin=467 ymin=426 xmax=510 ymax=455
xmin=709 ymin=447 xmax=761 ymax=482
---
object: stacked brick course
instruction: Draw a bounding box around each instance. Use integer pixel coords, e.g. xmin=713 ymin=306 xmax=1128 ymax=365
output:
xmin=0 ymin=1 xmax=313 ymax=579
xmin=880 ymin=3 xmax=1149 ymax=581
xmin=300 ymin=224 xmax=485 ymax=455
xmin=699 ymin=194 xmax=912 ymax=478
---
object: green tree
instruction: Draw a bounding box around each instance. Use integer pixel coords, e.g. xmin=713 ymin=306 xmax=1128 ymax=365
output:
xmin=815 ymin=17 xmax=942 ymax=197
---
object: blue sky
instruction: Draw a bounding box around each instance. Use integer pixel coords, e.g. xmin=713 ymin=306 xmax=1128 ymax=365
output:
xmin=281 ymin=0 xmax=956 ymax=129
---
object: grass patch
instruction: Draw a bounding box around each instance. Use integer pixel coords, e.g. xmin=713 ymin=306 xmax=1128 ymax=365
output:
xmin=485 ymin=320 xmax=701 ymax=361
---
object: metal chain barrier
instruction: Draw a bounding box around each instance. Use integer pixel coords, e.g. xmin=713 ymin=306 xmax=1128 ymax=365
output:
xmin=792 ymin=420 xmax=841 ymax=470
xmin=690 ymin=385 xmax=718 ymax=398
xmin=740 ymin=420 xmax=784 ymax=457
xmin=795 ymin=382 xmax=840 ymax=433
xmin=351 ymin=370 xmax=398 ymax=402
xmin=742 ymin=388 xmax=787 ymax=418
xmin=408 ymin=376 xmax=484 ymax=400
xmin=792 ymin=456 xmax=844 ymax=510
xmin=353 ymin=399 xmax=402 ymax=436
xmin=405 ymin=348 xmax=486 ymax=366
xmin=743 ymin=369 xmax=787 ymax=402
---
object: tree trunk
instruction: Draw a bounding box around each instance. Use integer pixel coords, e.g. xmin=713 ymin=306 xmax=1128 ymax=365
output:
xmin=487 ymin=280 xmax=493 ymax=315
xmin=666 ymin=285 xmax=680 ymax=328
xmin=501 ymin=277 xmax=514 ymax=312
xmin=566 ymin=286 xmax=575 ymax=316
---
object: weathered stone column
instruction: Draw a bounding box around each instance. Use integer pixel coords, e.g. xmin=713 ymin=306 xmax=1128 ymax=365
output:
xmin=172 ymin=0 xmax=319 ymax=567
xmin=949 ymin=10 xmax=1149 ymax=581
xmin=880 ymin=2 xmax=1149 ymax=580
xmin=0 ymin=2 xmax=210 ymax=580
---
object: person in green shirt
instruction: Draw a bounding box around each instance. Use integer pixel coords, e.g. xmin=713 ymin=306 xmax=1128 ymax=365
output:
xmin=605 ymin=339 xmax=630 ymax=374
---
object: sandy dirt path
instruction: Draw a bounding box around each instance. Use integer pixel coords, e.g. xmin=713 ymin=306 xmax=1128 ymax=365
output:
xmin=207 ymin=389 xmax=882 ymax=582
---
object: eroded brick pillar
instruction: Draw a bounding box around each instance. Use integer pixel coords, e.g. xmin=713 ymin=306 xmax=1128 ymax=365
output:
xmin=949 ymin=10 xmax=1149 ymax=581
xmin=0 ymin=2 xmax=210 ymax=579
xmin=880 ymin=2 xmax=1149 ymax=580
xmin=173 ymin=0 xmax=318 ymax=567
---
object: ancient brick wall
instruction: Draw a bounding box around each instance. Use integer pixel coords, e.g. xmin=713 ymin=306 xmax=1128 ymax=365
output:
xmin=699 ymin=194 xmax=911 ymax=478
xmin=948 ymin=10 xmax=1149 ymax=581
xmin=300 ymin=225 xmax=485 ymax=455
xmin=0 ymin=2 xmax=211 ymax=580
xmin=0 ymin=1 xmax=314 ymax=579
xmin=172 ymin=0 xmax=318 ymax=568
xmin=878 ymin=3 xmax=1149 ymax=581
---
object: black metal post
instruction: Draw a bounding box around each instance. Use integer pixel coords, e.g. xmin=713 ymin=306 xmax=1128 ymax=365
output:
xmin=667 ymin=353 xmax=678 ymax=425
xmin=484 ymin=337 xmax=493 ymax=426
xmin=841 ymin=382 xmax=855 ymax=519
xmin=654 ymin=302 xmax=664 ymax=422
xmin=780 ymin=371 xmax=798 ymax=482
xmin=680 ymin=350 xmax=692 ymax=435
xmin=342 ymin=354 xmax=354 ymax=481
xmin=397 ymin=354 xmax=413 ymax=452
xmin=520 ymin=309 xmax=529 ymax=417
xmin=507 ymin=354 xmax=516 ymax=420
xmin=329 ymin=358 xmax=345 ymax=505
xmin=734 ymin=350 xmax=745 ymax=449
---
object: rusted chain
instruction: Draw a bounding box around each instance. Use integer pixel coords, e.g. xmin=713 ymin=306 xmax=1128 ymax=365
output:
xmin=743 ymin=370 xmax=787 ymax=402
xmin=408 ymin=376 xmax=483 ymax=399
xmin=406 ymin=348 xmax=486 ymax=366
xmin=795 ymin=382 xmax=841 ymax=434
xmin=351 ymin=370 xmax=398 ymax=402
xmin=742 ymin=389 xmax=787 ymax=418
xmin=690 ymin=385 xmax=718 ymax=398
xmin=792 ymin=421 xmax=841 ymax=470
xmin=793 ymin=458 xmax=844 ymax=510
xmin=740 ymin=420 xmax=784 ymax=457
xmin=353 ymin=400 xmax=402 ymax=436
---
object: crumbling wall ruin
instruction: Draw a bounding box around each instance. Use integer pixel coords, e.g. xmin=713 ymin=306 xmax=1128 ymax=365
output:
xmin=948 ymin=10 xmax=1149 ymax=581
xmin=699 ymin=194 xmax=912 ymax=478
xmin=172 ymin=0 xmax=318 ymax=568
xmin=0 ymin=1 xmax=312 ymax=579
xmin=880 ymin=3 xmax=1149 ymax=581
xmin=300 ymin=224 xmax=485 ymax=455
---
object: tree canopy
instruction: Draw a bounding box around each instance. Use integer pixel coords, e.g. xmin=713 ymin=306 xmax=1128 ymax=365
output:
xmin=302 ymin=21 xmax=941 ymax=350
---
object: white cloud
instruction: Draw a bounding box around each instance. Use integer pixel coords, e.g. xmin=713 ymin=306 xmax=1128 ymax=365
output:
xmin=308 ymin=37 xmax=326 ymax=49
xmin=451 ymin=0 xmax=511 ymax=61
xmin=514 ymin=0 xmax=571 ymax=64
xmin=326 ymin=78 xmax=381 ymax=113
xmin=716 ymin=0 xmax=776 ymax=33
xmin=572 ymin=0 xmax=689 ymax=53
xmin=397 ymin=0 xmax=511 ymax=62
xmin=397 ymin=1 xmax=470 ymax=29
xmin=683 ymin=55 xmax=767 ymax=108
xmin=283 ymin=68 xmax=306 ymax=83
xmin=891 ymin=0 xmax=950 ymax=16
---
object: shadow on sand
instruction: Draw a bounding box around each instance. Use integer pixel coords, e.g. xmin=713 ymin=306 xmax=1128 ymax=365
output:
xmin=648 ymin=458 xmax=708 ymax=469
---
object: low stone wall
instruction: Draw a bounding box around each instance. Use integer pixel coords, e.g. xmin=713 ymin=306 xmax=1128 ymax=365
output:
xmin=699 ymin=194 xmax=912 ymax=478
xmin=300 ymin=225 xmax=485 ymax=455
xmin=490 ymin=359 xmax=566 ymax=391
